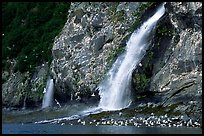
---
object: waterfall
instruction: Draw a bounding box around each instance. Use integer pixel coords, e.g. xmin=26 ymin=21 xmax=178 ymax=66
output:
xmin=42 ymin=79 xmax=54 ymax=109
xmin=35 ymin=3 xmax=166 ymax=124
xmin=97 ymin=3 xmax=166 ymax=111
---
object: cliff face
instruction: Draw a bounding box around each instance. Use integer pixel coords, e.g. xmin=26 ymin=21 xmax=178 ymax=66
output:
xmin=2 ymin=62 xmax=49 ymax=108
xmin=153 ymin=2 xmax=202 ymax=116
xmin=132 ymin=2 xmax=202 ymax=122
xmin=2 ymin=2 xmax=202 ymax=122
xmin=151 ymin=2 xmax=202 ymax=95
xmin=50 ymin=2 xmax=148 ymax=102
xmin=51 ymin=2 xmax=202 ymax=114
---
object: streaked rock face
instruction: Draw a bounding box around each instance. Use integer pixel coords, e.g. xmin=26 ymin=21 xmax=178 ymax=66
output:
xmin=148 ymin=2 xmax=202 ymax=120
xmin=2 ymin=2 xmax=202 ymax=120
xmin=2 ymin=63 xmax=49 ymax=107
xmin=51 ymin=3 xmax=202 ymax=119
xmin=51 ymin=2 xmax=144 ymax=101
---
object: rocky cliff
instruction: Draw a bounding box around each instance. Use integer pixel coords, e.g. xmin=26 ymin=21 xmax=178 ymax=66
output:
xmin=2 ymin=2 xmax=202 ymax=124
xmin=150 ymin=2 xmax=202 ymax=102
xmin=157 ymin=1 xmax=202 ymax=121
xmin=50 ymin=2 xmax=150 ymax=103
xmin=132 ymin=2 xmax=202 ymax=124
xmin=2 ymin=61 xmax=49 ymax=108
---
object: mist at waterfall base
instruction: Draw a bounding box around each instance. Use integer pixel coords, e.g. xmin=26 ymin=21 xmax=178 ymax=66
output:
xmin=35 ymin=3 xmax=166 ymax=124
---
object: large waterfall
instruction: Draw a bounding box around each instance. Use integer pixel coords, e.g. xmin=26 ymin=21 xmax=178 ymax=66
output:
xmin=42 ymin=79 xmax=55 ymax=109
xmin=35 ymin=3 xmax=166 ymax=124
xmin=97 ymin=3 xmax=166 ymax=111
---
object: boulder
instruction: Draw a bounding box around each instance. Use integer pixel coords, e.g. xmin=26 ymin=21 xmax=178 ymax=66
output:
xmin=74 ymin=8 xmax=85 ymax=23
xmin=93 ymin=35 xmax=105 ymax=51
xmin=91 ymin=13 xmax=105 ymax=28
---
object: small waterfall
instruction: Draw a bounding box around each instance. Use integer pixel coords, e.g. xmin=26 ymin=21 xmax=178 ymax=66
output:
xmin=97 ymin=3 xmax=166 ymax=111
xmin=42 ymin=79 xmax=54 ymax=109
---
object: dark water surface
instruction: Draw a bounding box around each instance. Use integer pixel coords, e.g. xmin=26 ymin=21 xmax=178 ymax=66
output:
xmin=2 ymin=124 xmax=202 ymax=134
xmin=2 ymin=104 xmax=202 ymax=134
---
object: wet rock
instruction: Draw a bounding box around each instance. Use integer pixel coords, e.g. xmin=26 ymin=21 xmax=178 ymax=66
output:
xmin=3 ymin=2 xmax=202 ymax=119
xmin=120 ymin=34 xmax=131 ymax=47
xmin=49 ymin=3 xmax=202 ymax=126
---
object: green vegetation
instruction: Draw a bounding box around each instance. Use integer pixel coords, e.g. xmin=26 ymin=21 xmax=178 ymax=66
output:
xmin=106 ymin=2 xmax=156 ymax=70
xmin=88 ymin=111 xmax=115 ymax=121
xmin=111 ymin=10 xmax=125 ymax=24
xmin=122 ymin=103 xmax=182 ymax=117
xmin=131 ymin=3 xmax=175 ymax=95
xmin=2 ymin=2 xmax=71 ymax=73
xmin=154 ymin=19 xmax=175 ymax=55
xmin=133 ymin=73 xmax=150 ymax=91
xmin=108 ymin=2 xmax=127 ymax=25
xmin=136 ymin=95 xmax=147 ymax=100
xmin=128 ymin=2 xmax=155 ymax=32
xmin=87 ymin=103 xmax=183 ymax=120
xmin=107 ymin=46 xmax=125 ymax=66
xmin=140 ymin=104 xmax=182 ymax=116
xmin=108 ymin=2 xmax=120 ymax=16
xmin=156 ymin=24 xmax=174 ymax=37
xmin=143 ymin=51 xmax=154 ymax=69
xmin=33 ymin=82 xmax=45 ymax=101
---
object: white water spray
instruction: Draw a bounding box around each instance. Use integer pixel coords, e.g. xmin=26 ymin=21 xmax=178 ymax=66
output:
xmin=97 ymin=3 xmax=166 ymax=111
xmin=42 ymin=79 xmax=54 ymax=109
xmin=35 ymin=3 xmax=166 ymax=124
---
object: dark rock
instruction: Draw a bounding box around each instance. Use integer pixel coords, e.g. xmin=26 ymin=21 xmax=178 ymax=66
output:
xmin=91 ymin=13 xmax=105 ymax=28
xmin=117 ymin=24 xmax=126 ymax=35
xmin=120 ymin=34 xmax=131 ymax=47
xmin=93 ymin=35 xmax=105 ymax=51
xmin=49 ymin=2 xmax=146 ymax=106
xmin=70 ymin=34 xmax=85 ymax=43
xmin=52 ymin=49 xmax=65 ymax=59
xmin=48 ymin=3 xmax=202 ymax=125
xmin=74 ymin=8 xmax=85 ymax=23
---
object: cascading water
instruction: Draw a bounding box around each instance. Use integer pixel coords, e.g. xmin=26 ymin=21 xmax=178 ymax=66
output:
xmin=97 ymin=3 xmax=166 ymax=111
xmin=35 ymin=3 xmax=166 ymax=124
xmin=42 ymin=79 xmax=54 ymax=109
